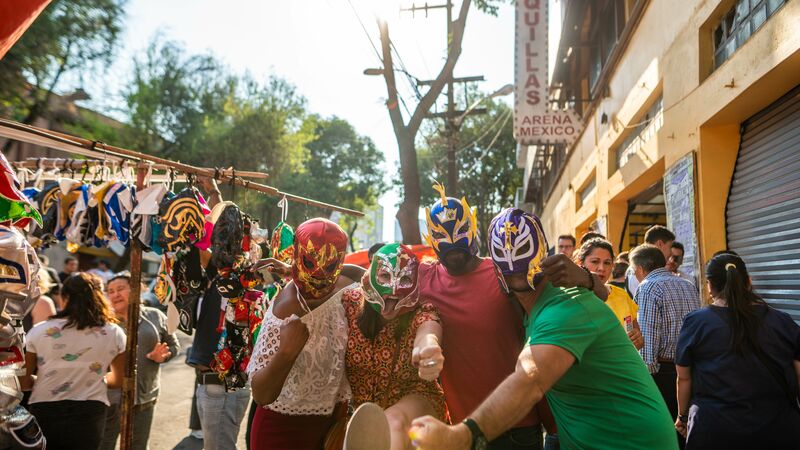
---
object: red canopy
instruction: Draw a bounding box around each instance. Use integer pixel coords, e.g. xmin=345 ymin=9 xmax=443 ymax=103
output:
xmin=0 ymin=0 xmax=51 ymax=60
xmin=344 ymin=244 xmax=437 ymax=269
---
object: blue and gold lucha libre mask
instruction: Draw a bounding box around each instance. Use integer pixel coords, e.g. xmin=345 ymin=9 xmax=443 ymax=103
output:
xmin=424 ymin=183 xmax=479 ymax=258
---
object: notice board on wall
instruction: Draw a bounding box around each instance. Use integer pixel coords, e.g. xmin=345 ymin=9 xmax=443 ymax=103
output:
xmin=664 ymin=152 xmax=700 ymax=281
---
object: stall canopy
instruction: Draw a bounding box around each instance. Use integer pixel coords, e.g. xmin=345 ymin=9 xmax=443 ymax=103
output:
xmin=0 ymin=0 xmax=50 ymax=60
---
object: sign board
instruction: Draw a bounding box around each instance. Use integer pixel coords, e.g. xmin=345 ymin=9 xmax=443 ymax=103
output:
xmin=514 ymin=0 xmax=582 ymax=145
xmin=664 ymin=152 xmax=700 ymax=281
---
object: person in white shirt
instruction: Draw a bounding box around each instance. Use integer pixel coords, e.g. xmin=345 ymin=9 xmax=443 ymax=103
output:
xmin=88 ymin=260 xmax=114 ymax=285
xmin=21 ymin=272 xmax=126 ymax=449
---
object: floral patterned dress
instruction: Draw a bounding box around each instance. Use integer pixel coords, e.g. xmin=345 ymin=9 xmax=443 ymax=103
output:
xmin=341 ymin=287 xmax=448 ymax=421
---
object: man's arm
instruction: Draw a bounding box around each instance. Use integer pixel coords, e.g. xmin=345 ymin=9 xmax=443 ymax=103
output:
xmin=410 ymin=344 xmax=575 ymax=449
xmin=637 ymin=285 xmax=662 ymax=374
xmin=197 ymin=176 xmax=222 ymax=209
xmin=541 ymin=255 xmax=608 ymax=301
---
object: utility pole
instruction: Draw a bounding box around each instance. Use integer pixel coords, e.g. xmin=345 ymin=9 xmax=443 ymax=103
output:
xmin=402 ymin=0 xmax=485 ymax=196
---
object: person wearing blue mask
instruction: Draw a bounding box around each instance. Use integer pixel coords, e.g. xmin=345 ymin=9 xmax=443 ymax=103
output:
xmin=410 ymin=208 xmax=677 ymax=450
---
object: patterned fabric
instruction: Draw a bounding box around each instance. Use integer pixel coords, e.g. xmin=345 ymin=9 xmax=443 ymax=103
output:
xmin=342 ymin=288 xmax=447 ymax=420
xmin=26 ymin=318 xmax=126 ymax=406
xmin=246 ymin=284 xmax=353 ymax=416
xmin=635 ymin=268 xmax=700 ymax=373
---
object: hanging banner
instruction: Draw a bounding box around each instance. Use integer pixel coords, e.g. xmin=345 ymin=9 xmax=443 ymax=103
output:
xmin=514 ymin=0 xmax=582 ymax=145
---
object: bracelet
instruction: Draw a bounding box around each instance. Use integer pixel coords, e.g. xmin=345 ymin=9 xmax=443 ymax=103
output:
xmin=582 ymin=266 xmax=595 ymax=291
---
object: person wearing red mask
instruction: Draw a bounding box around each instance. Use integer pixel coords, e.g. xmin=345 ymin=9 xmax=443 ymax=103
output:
xmin=247 ymin=218 xmax=359 ymax=450
xmin=341 ymin=243 xmax=446 ymax=450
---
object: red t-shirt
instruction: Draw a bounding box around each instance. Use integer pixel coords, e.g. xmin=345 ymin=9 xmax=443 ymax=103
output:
xmin=419 ymin=258 xmax=545 ymax=428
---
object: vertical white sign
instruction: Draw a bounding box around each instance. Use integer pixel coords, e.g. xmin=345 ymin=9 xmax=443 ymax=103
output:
xmin=515 ymin=0 xmax=582 ymax=145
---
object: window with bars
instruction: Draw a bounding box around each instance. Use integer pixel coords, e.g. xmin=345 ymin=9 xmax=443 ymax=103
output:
xmin=612 ymin=96 xmax=664 ymax=172
xmin=713 ymin=0 xmax=786 ymax=69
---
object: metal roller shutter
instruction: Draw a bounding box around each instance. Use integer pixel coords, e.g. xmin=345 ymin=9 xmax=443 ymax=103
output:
xmin=726 ymin=85 xmax=800 ymax=322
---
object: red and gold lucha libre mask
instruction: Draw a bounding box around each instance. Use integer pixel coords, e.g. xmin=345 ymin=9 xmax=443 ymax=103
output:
xmin=292 ymin=218 xmax=348 ymax=300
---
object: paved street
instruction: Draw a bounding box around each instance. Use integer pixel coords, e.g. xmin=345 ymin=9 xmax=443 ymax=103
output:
xmin=147 ymin=333 xmax=249 ymax=450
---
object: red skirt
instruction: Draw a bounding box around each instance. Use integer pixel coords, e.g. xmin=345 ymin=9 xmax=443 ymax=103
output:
xmin=249 ymin=404 xmax=346 ymax=450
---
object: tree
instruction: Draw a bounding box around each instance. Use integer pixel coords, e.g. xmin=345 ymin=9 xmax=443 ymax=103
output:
xmin=414 ymin=98 xmax=520 ymax=253
xmin=280 ymin=115 xmax=388 ymax=247
xmin=376 ymin=0 xmax=508 ymax=244
xmin=0 ymin=0 xmax=126 ymax=146
xmin=113 ymin=39 xmax=386 ymax=229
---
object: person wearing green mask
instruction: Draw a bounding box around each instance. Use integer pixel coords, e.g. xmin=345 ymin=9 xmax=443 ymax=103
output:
xmin=341 ymin=243 xmax=446 ymax=450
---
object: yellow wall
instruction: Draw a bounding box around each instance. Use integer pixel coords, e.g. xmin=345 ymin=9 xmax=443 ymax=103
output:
xmin=540 ymin=0 xmax=800 ymax=262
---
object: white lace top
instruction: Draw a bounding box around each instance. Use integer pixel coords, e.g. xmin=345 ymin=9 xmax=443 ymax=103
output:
xmin=247 ymin=284 xmax=353 ymax=416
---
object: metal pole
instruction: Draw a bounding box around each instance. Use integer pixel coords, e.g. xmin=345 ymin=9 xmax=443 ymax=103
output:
xmin=120 ymin=166 xmax=146 ymax=450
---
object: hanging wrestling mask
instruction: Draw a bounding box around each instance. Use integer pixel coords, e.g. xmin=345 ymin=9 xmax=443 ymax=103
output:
xmin=361 ymin=243 xmax=420 ymax=320
xmin=0 ymin=153 xmax=41 ymax=228
xmin=424 ymin=182 xmax=478 ymax=267
xmin=270 ymin=221 xmax=295 ymax=265
xmin=292 ymin=218 xmax=347 ymax=300
xmin=488 ymin=208 xmax=548 ymax=293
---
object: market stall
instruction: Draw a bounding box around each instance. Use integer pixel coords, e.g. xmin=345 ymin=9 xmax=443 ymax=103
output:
xmin=0 ymin=116 xmax=362 ymax=450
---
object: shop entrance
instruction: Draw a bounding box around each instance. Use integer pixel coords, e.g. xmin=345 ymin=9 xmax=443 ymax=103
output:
xmin=617 ymin=180 xmax=667 ymax=253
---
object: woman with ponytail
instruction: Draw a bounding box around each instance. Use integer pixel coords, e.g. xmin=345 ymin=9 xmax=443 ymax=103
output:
xmin=674 ymin=253 xmax=800 ymax=449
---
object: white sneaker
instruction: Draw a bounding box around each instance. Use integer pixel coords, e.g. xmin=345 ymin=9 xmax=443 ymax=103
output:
xmin=189 ymin=430 xmax=203 ymax=440
xmin=344 ymin=402 xmax=390 ymax=450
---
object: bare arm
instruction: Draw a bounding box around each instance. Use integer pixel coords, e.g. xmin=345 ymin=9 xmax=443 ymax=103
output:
xmin=250 ymin=311 xmax=309 ymax=406
xmin=250 ymin=350 xmax=301 ymax=406
xmin=19 ymin=351 xmax=37 ymax=391
xmin=197 ymin=176 xmax=222 ymax=209
xmin=30 ymin=296 xmax=56 ymax=326
xmin=413 ymin=320 xmax=442 ymax=350
xmin=412 ymin=320 xmax=444 ymax=381
xmin=410 ymin=344 xmax=575 ymax=448
xmin=106 ymin=352 xmax=126 ymax=389
xmin=469 ymin=344 xmax=574 ymax=440
xmin=676 ymin=364 xmax=692 ymax=436
xmin=629 ymin=319 xmax=644 ymax=350
xmin=541 ymin=255 xmax=608 ymax=301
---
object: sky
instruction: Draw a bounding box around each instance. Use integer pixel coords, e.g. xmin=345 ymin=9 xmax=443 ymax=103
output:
xmin=80 ymin=0 xmax=561 ymax=241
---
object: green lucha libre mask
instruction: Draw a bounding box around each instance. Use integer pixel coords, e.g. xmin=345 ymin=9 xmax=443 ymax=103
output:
xmin=361 ymin=243 xmax=420 ymax=320
xmin=270 ymin=221 xmax=295 ymax=265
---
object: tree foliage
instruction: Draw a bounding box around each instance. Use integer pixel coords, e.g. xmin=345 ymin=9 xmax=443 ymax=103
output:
xmin=116 ymin=39 xmax=386 ymax=230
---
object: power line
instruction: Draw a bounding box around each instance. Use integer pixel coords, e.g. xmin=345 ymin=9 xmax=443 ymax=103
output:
xmin=463 ymin=110 xmax=513 ymax=177
xmin=436 ymin=108 xmax=510 ymax=163
xmin=344 ymin=0 xmax=384 ymax=64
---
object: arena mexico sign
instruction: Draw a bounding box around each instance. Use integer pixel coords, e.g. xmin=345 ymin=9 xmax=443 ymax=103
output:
xmin=514 ymin=0 xmax=582 ymax=145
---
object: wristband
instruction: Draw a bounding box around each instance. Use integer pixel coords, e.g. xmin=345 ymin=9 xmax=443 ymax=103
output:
xmin=678 ymin=414 xmax=688 ymax=423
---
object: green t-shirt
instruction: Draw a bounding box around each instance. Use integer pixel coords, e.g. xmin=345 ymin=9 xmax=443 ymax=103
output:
xmin=526 ymin=284 xmax=677 ymax=450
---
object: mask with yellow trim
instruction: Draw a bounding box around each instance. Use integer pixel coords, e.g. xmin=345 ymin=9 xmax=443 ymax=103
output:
xmin=423 ymin=182 xmax=479 ymax=259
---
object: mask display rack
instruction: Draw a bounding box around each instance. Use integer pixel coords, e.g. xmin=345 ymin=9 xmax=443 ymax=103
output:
xmin=0 ymin=115 xmax=364 ymax=450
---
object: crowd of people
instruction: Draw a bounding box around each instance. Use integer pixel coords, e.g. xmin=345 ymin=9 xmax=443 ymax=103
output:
xmin=16 ymin=177 xmax=800 ymax=450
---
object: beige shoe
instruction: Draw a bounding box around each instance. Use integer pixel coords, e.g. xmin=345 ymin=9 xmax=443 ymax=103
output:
xmin=344 ymin=402 xmax=390 ymax=450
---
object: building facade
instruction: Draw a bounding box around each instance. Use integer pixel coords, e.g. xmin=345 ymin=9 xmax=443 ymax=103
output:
xmin=519 ymin=0 xmax=799 ymax=317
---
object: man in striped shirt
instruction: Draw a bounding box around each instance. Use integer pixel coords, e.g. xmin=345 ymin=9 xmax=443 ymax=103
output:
xmin=631 ymin=244 xmax=700 ymax=448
